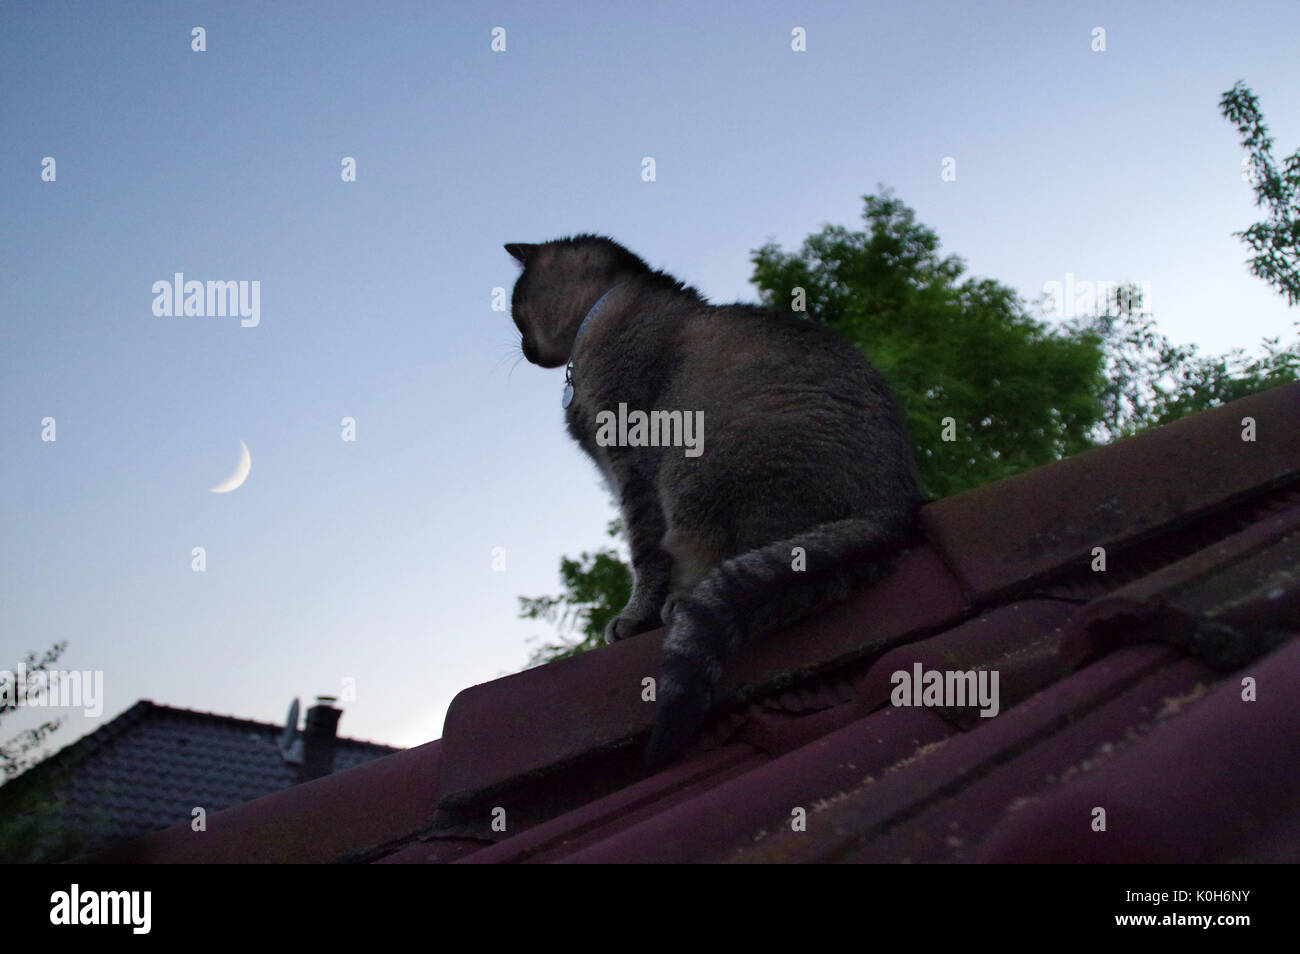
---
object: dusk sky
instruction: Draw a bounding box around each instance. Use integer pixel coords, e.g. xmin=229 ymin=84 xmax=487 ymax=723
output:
xmin=3 ymin=1 xmax=1297 ymax=758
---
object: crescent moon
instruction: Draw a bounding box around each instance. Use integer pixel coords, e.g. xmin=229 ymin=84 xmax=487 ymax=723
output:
xmin=209 ymin=441 xmax=252 ymax=493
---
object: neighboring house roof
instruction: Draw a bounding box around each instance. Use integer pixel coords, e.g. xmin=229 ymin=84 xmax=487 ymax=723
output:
xmin=85 ymin=382 xmax=1299 ymax=863
xmin=3 ymin=699 xmax=398 ymax=860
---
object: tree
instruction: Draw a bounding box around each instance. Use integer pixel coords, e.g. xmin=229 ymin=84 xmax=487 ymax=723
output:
xmin=519 ymin=519 xmax=631 ymax=666
xmin=1220 ymin=81 xmax=1300 ymax=306
xmin=0 ymin=764 xmax=88 ymax=864
xmin=1065 ymin=283 xmax=1196 ymax=443
xmin=1064 ymin=282 xmax=1295 ymax=440
xmin=1 ymin=642 xmax=68 ymax=780
xmin=750 ymin=190 xmax=1106 ymax=499
xmin=0 ymin=641 xmax=89 ymax=863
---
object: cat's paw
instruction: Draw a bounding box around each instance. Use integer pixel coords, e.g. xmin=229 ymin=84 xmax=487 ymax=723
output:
xmin=644 ymin=665 xmax=712 ymax=770
xmin=603 ymin=608 xmax=664 ymax=644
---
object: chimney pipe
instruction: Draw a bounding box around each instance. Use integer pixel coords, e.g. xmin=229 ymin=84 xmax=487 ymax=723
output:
xmin=300 ymin=696 xmax=341 ymax=781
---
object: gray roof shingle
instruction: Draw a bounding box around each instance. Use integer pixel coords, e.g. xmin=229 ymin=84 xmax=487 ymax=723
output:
xmin=3 ymin=699 xmax=399 ymax=859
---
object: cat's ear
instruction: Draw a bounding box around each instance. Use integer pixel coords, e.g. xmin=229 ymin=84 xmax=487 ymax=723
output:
xmin=504 ymin=243 xmax=538 ymax=265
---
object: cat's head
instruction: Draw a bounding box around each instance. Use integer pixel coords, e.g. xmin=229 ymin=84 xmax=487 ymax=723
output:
xmin=504 ymin=235 xmax=649 ymax=368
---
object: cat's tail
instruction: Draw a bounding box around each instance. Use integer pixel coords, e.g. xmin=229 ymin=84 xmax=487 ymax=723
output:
xmin=647 ymin=512 xmax=919 ymax=768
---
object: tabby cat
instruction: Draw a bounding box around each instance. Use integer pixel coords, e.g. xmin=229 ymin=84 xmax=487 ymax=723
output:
xmin=505 ymin=235 xmax=922 ymax=766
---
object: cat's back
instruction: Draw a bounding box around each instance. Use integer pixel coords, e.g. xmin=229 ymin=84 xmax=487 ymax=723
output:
xmin=656 ymin=296 xmax=918 ymax=548
xmin=672 ymin=301 xmax=892 ymax=418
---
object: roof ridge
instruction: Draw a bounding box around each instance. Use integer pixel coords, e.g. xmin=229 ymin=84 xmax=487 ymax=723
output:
xmin=138 ymin=700 xmax=402 ymax=750
xmin=2 ymin=698 xmax=401 ymax=795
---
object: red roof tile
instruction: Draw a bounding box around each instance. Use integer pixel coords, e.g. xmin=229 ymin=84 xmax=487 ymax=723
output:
xmin=437 ymin=543 xmax=966 ymax=812
xmin=921 ymin=381 xmax=1299 ymax=601
xmin=978 ymin=638 xmax=1300 ymax=863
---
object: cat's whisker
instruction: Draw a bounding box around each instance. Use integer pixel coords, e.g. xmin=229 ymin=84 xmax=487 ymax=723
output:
xmin=487 ymin=333 xmax=528 ymax=377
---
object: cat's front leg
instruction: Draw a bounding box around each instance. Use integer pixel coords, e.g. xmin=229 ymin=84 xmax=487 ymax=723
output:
xmin=604 ymin=475 xmax=673 ymax=644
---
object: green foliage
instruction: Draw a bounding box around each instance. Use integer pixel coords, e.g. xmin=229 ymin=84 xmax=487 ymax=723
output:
xmin=1149 ymin=334 xmax=1297 ymax=424
xmin=1220 ymin=81 xmax=1300 ymax=306
xmin=751 ymin=190 xmax=1106 ymax=498
xmin=1065 ymin=284 xmax=1196 ymax=443
xmin=0 ymin=641 xmax=89 ymax=863
xmin=1 ymin=641 xmax=68 ymax=780
xmin=0 ymin=767 xmax=90 ymax=864
xmin=519 ymin=519 xmax=632 ymax=666
xmin=1067 ymin=281 xmax=1296 ymax=440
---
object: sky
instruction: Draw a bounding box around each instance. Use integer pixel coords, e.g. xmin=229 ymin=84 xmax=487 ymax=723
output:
xmin=2 ymin=1 xmax=1297 ymax=758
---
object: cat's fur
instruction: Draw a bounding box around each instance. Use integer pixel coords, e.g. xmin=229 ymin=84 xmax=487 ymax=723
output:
xmin=505 ymin=235 xmax=923 ymax=767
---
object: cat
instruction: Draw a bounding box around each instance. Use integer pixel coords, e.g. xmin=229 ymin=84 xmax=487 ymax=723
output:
xmin=505 ymin=235 xmax=923 ymax=767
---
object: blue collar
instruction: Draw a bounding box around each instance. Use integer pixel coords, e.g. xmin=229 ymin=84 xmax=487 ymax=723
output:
xmin=563 ymin=283 xmax=624 ymax=408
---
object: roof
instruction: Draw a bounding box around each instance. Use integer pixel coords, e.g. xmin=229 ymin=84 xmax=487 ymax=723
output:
xmin=82 ymin=381 xmax=1300 ymax=863
xmin=3 ymin=699 xmax=399 ymax=860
